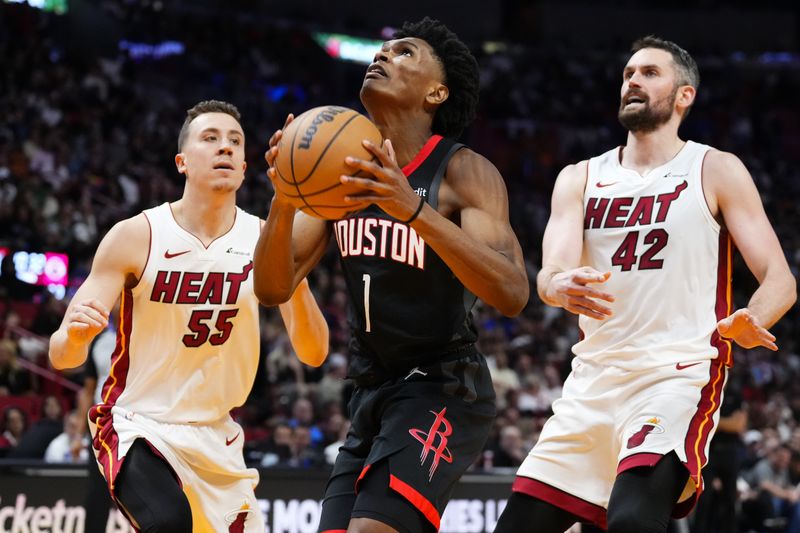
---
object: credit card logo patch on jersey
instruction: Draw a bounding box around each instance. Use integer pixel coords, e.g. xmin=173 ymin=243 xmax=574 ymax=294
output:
xmin=226 ymin=247 xmax=251 ymax=257
xmin=626 ymin=416 xmax=665 ymax=449
xmin=409 ymin=407 xmax=454 ymax=481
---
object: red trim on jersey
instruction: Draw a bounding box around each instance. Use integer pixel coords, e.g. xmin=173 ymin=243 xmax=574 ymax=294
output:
xmin=88 ymin=288 xmax=134 ymax=491
xmin=101 ymin=288 xmax=133 ymax=406
xmin=402 ymin=135 xmax=443 ymax=177
xmin=699 ymin=149 xmax=715 ymax=220
xmin=617 ymin=452 xmax=664 ymax=475
xmin=512 ymin=476 xmax=607 ymax=529
xmin=712 ymin=231 xmax=734 ymax=366
xmin=354 ymin=463 xmax=372 ymax=494
xmin=137 ymin=211 xmax=153 ymax=289
xmin=680 ymin=357 xmax=726 ymax=517
xmin=388 ymin=474 xmax=441 ymax=530
xmin=320 ymin=530 xmax=347 ymax=533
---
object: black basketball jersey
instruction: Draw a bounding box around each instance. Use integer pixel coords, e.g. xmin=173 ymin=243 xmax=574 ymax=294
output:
xmin=332 ymin=135 xmax=478 ymax=379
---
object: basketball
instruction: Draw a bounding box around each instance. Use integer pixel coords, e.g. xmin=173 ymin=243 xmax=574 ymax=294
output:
xmin=274 ymin=105 xmax=382 ymax=220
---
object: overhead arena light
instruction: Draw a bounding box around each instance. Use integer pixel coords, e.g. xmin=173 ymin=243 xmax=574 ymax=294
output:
xmin=313 ymin=32 xmax=383 ymax=65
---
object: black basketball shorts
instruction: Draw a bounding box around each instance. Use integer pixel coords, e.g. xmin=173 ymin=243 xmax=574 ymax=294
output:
xmin=318 ymin=347 xmax=496 ymax=532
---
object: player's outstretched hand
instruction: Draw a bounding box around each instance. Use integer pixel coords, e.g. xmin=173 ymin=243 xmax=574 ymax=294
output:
xmin=717 ymin=308 xmax=778 ymax=351
xmin=265 ymin=114 xmax=294 ymax=186
xmin=65 ymin=299 xmax=109 ymax=346
xmin=341 ymin=139 xmax=422 ymax=222
xmin=546 ymin=267 xmax=615 ymax=320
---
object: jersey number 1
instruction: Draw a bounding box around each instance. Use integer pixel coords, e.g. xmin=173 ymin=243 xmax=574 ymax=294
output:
xmin=362 ymin=274 xmax=371 ymax=332
xmin=183 ymin=308 xmax=239 ymax=347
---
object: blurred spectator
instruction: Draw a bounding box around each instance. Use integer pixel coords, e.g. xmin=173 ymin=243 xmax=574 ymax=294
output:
xmin=7 ymin=394 xmax=63 ymax=458
xmin=44 ymin=410 xmax=90 ymax=463
xmin=324 ymin=418 xmax=351 ymax=466
xmin=257 ymin=423 xmax=293 ymax=467
xmin=316 ymin=352 xmax=348 ymax=407
xmin=0 ymin=338 xmax=33 ymax=395
xmin=488 ymin=350 xmax=520 ymax=411
xmin=491 ymin=426 xmax=527 ymax=468
xmin=288 ymin=425 xmax=324 ymax=469
xmin=288 ymin=397 xmax=324 ymax=447
xmin=516 ymin=374 xmax=552 ymax=415
xmin=742 ymin=445 xmax=800 ymax=531
xmin=0 ymin=406 xmax=27 ymax=457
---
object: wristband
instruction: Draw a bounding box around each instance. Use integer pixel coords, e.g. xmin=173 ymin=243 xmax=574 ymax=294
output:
xmin=400 ymin=196 xmax=425 ymax=224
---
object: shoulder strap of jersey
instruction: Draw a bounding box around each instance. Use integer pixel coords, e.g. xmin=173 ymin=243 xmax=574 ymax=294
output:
xmin=429 ymin=140 xmax=465 ymax=210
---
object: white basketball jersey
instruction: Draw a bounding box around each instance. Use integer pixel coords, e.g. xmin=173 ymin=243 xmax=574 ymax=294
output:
xmin=99 ymin=203 xmax=261 ymax=424
xmin=573 ymin=141 xmax=733 ymax=370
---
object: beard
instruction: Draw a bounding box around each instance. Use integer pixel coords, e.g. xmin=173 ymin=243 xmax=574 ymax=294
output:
xmin=618 ymin=90 xmax=676 ymax=133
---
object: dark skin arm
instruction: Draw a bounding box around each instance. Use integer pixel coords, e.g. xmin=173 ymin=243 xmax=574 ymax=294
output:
xmin=253 ymin=115 xmax=332 ymax=306
xmin=342 ymin=139 xmax=529 ymax=316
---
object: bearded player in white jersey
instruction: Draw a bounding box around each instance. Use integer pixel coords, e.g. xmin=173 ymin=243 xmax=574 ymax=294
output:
xmin=495 ymin=37 xmax=796 ymax=533
xmin=49 ymin=100 xmax=329 ymax=533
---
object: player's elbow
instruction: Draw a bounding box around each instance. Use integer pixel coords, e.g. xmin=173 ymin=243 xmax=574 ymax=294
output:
xmin=785 ymin=274 xmax=797 ymax=308
xmin=496 ymin=285 xmax=530 ymax=317
xmin=254 ymin=284 xmax=293 ymax=307
xmin=295 ymin=343 xmax=329 ymax=368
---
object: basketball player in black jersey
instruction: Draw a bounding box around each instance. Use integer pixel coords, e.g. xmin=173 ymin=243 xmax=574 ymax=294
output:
xmin=255 ymin=18 xmax=528 ymax=533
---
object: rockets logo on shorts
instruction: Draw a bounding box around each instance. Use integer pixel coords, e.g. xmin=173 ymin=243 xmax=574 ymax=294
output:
xmin=626 ymin=416 xmax=666 ymax=449
xmin=409 ymin=407 xmax=454 ymax=481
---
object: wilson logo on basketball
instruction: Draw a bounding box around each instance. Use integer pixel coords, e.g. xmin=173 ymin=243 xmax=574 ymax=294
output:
xmin=409 ymin=407 xmax=454 ymax=481
xmin=298 ymin=106 xmax=348 ymax=149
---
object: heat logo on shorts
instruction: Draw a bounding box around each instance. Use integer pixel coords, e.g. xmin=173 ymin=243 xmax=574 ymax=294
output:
xmin=225 ymin=502 xmax=254 ymax=533
xmin=626 ymin=417 xmax=666 ymax=449
xmin=409 ymin=407 xmax=454 ymax=481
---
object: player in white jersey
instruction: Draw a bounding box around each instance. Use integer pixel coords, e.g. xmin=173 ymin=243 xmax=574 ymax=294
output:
xmin=495 ymin=37 xmax=796 ymax=533
xmin=48 ymin=100 xmax=329 ymax=533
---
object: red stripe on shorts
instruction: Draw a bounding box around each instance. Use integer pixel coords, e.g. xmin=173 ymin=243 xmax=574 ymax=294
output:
xmin=680 ymin=357 xmax=726 ymax=517
xmin=512 ymin=476 xmax=607 ymax=529
xmin=389 ymin=474 xmax=441 ymax=530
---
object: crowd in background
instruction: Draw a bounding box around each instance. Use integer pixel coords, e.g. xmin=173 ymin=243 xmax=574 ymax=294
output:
xmin=1 ymin=3 xmax=799 ymax=531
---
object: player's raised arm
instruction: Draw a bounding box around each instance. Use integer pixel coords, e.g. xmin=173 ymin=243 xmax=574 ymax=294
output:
xmin=253 ymin=117 xmax=332 ymax=306
xmin=48 ymin=215 xmax=149 ymax=369
xmin=705 ymin=150 xmax=796 ymax=348
xmin=536 ymin=161 xmax=615 ymax=320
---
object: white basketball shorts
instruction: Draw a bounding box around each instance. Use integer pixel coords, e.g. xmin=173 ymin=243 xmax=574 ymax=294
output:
xmin=513 ymin=357 xmax=727 ymax=528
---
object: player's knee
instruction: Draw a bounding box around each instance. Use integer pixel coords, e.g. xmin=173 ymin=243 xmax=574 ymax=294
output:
xmin=139 ymin=499 xmax=192 ymax=533
xmin=606 ymin=507 xmax=668 ymax=533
